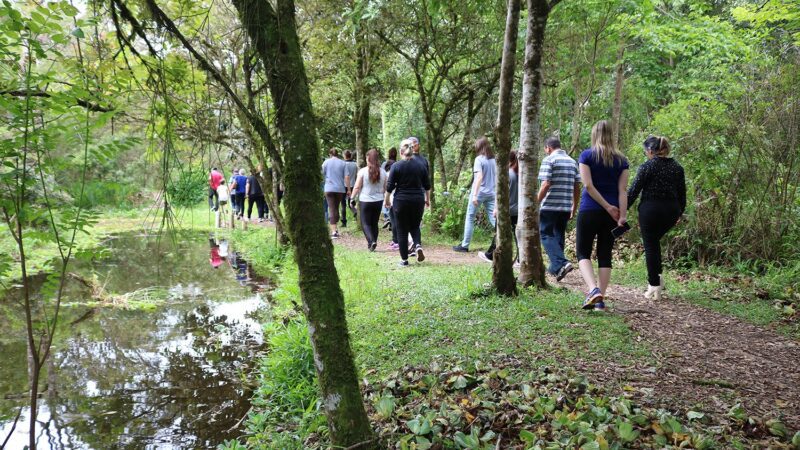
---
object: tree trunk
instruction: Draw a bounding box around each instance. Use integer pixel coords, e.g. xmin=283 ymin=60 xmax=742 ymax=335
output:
xmin=492 ymin=0 xmax=521 ymax=296
xmin=231 ymin=0 xmax=374 ymax=446
xmin=353 ymin=30 xmax=370 ymax=168
xmin=424 ymin=128 xmax=437 ymax=207
xmin=517 ymin=0 xmax=552 ymax=288
xmin=435 ymin=135 xmax=448 ymax=191
xmin=611 ymin=41 xmax=625 ymax=149
xmin=569 ymin=74 xmax=583 ymax=156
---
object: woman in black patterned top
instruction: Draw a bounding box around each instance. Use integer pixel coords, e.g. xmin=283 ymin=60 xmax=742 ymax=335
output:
xmin=627 ymin=136 xmax=686 ymax=300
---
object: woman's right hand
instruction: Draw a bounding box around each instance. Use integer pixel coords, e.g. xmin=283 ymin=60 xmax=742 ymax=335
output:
xmin=605 ymin=205 xmax=620 ymax=221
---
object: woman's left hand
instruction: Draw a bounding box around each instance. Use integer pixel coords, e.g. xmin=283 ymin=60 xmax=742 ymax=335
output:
xmin=618 ymin=216 xmax=627 ymax=227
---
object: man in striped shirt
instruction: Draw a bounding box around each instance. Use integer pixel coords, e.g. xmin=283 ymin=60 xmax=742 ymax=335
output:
xmin=538 ymin=137 xmax=581 ymax=281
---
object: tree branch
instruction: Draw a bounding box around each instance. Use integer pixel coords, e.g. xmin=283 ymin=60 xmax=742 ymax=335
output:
xmin=0 ymin=90 xmax=113 ymax=112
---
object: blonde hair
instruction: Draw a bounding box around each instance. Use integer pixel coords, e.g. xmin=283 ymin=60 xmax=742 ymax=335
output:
xmin=590 ymin=120 xmax=625 ymax=167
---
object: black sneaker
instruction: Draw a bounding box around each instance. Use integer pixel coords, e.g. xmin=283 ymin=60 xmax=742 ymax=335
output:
xmin=415 ymin=246 xmax=425 ymax=262
xmin=452 ymin=244 xmax=469 ymax=253
xmin=477 ymin=252 xmax=491 ymax=263
xmin=382 ymin=220 xmax=391 ymax=229
xmin=398 ymin=260 xmax=409 ymax=267
xmin=369 ymin=242 xmax=377 ymax=252
xmin=331 ymin=231 xmax=340 ymax=239
xmin=556 ymin=262 xmax=574 ymax=282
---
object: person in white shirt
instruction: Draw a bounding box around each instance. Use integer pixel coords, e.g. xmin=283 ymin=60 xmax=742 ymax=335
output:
xmin=350 ymin=149 xmax=387 ymax=251
xmin=216 ymin=179 xmax=230 ymax=227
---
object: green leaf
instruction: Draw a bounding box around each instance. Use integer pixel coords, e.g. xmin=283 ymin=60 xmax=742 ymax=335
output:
xmin=71 ymin=27 xmax=84 ymax=39
xmin=687 ymin=411 xmax=705 ymax=421
xmin=766 ymin=419 xmax=788 ymax=438
xmin=791 ymin=430 xmax=800 ymax=448
xmin=375 ymin=395 xmax=395 ymax=419
xmin=407 ymin=417 xmax=431 ymax=435
xmin=519 ymin=429 xmax=536 ymax=444
xmin=617 ymin=420 xmax=639 ymax=442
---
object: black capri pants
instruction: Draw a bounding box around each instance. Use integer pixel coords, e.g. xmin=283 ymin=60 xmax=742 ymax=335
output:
xmin=575 ymin=209 xmax=618 ymax=268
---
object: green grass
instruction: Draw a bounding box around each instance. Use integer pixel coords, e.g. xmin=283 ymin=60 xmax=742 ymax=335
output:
xmin=236 ymin=228 xmax=649 ymax=379
xmin=614 ymin=257 xmax=800 ymax=339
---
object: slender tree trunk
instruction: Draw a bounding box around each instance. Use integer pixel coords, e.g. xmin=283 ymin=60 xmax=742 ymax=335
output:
xmin=353 ymin=30 xmax=370 ymax=167
xmin=492 ymin=0 xmax=521 ymax=296
xmin=435 ymin=135 xmax=448 ymax=191
xmin=569 ymin=74 xmax=583 ymax=156
xmin=611 ymin=41 xmax=625 ymax=149
xmin=517 ymin=0 xmax=554 ymax=288
xmin=424 ymin=128 xmax=437 ymax=207
xmin=231 ymin=0 xmax=374 ymax=446
xmin=451 ymin=92 xmax=475 ymax=191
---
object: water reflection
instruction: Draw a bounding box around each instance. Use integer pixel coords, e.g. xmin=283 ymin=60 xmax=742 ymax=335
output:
xmin=0 ymin=232 xmax=271 ymax=449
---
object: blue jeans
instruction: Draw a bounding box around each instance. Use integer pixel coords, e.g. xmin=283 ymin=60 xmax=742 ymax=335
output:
xmin=540 ymin=210 xmax=570 ymax=274
xmin=461 ymin=193 xmax=496 ymax=248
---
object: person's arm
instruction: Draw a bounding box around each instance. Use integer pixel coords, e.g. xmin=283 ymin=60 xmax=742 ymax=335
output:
xmin=351 ymin=172 xmax=364 ymax=199
xmin=537 ymin=181 xmax=552 ymax=203
xmin=571 ymin=183 xmax=581 ymax=219
xmin=579 ymin=163 xmax=620 ymax=221
xmin=677 ymin=165 xmax=687 ymax=215
xmin=471 ymin=171 xmax=483 ymax=206
xmin=626 ymin=162 xmax=649 ymax=210
xmin=345 ymin=173 xmax=351 ymax=195
xmin=420 ymin=163 xmax=432 ymax=207
xmin=245 ymin=180 xmax=251 ymax=197
xmin=617 ymin=169 xmax=630 ymax=226
xmin=384 ymin=167 xmax=396 ymax=208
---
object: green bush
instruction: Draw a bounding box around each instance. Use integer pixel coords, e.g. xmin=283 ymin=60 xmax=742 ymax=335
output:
xmin=168 ymin=170 xmax=207 ymax=207
xmin=427 ymin=189 xmax=493 ymax=240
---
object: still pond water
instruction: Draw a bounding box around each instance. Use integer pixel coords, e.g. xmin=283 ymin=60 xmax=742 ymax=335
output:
xmin=0 ymin=232 xmax=271 ymax=449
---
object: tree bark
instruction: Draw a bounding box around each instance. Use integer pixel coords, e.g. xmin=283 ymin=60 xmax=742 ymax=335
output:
xmin=353 ymin=28 xmax=370 ymax=168
xmin=569 ymin=74 xmax=584 ymax=156
xmin=518 ymin=0 xmax=557 ymax=288
xmin=231 ymin=0 xmax=374 ymax=446
xmin=611 ymin=41 xmax=626 ymax=149
xmin=492 ymin=0 xmax=521 ymax=296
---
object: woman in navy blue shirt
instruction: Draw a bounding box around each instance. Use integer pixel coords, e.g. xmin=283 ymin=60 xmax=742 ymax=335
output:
xmin=576 ymin=120 xmax=629 ymax=310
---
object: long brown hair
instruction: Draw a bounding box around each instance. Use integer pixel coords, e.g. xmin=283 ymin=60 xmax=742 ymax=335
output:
xmin=366 ymin=149 xmax=380 ymax=183
xmin=509 ymin=150 xmax=519 ymax=173
xmin=475 ymin=137 xmax=494 ymax=159
xmin=590 ymin=120 xmax=625 ymax=167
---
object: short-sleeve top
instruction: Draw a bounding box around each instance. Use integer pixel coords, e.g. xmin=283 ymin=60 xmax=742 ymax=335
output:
xmin=210 ymin=170 xmax=223 ymax=189
xmin=357 ymin=167 xmax=387 ymax=202
xmin=322 ymin=157 xmax=347 ymax=193
xmin=473 ymin=155 xmax=497 ymax=197
xmin=344 ymin=160 xmax=358 ymax=188
xmin=233 ymin=175 xmax=248 ymax=195
xmin=538 ymin=149 xmax=580 ymax=212
xmin=578 ymin=148 xmax=629 ymax=212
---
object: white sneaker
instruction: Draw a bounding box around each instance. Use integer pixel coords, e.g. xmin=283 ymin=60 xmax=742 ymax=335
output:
xmin=644 ymin=285 xmax=663 ymax=300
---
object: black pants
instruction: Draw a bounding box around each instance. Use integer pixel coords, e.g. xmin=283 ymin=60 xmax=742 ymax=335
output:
xmin=233 ymin=193 xmax=246 ymax=216
xmin=576 ymin=209 xmax=617 ymax=268
xmin=486 ymin=215 xmax=518 ymax=260
xmin=393 ymin=199 xmax=425 ymax=261
xmin=247 ymin=195 xmax=267 ymax=220
xmin=638 ymin=200 xmax=681 ymax=286
xmin=359 ymin=200 xmax=382 ymax=245
xmin=208 ymin=187 xmax=219 ymax=210
xmin=389 ymin=205 xmax=399 ymax=244
xmin=341 ymin=193 xmax=350 ymax=226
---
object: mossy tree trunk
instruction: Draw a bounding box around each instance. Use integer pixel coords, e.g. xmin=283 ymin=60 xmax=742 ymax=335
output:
xmin=517 ymin=0 xmax=562 ymax=287
xmin=230 ymin=0 xmax=375 ymax=446
xmin=492 ymin=0 xmax=521 ymax=296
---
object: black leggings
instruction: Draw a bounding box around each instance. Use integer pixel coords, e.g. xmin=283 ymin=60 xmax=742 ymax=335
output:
xmin=575 ymin=209 xmax=617 ymax=268
xmin=247 ymin=195 xmax=267 ymax=219
xmin=389 ymin=205 xmax=399 ymax=244
xmin=393 ymin=199 xmax=425 ymax=261
xmin=638 ymin=200 xmax=681 ymax=286
xmin=359 ymin=200 xmax=382 ymax=245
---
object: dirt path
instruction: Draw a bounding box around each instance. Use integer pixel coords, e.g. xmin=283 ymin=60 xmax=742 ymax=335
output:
xmin=333 ymin=229 xmax=800 ymax=428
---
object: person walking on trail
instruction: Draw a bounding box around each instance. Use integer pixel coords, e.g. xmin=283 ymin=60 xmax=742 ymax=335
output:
xmin=216 ymin=179 xmax=230 ymax=228
xmin=343 ymin=150 xmax=358 ymax=227
xmin=381 ymin=147 xmax=397 ymax=172
xmin=322 ymin=148 xmax=347 ymax=238
xmin=536 ymin=137 xmax=582 ymax=281
xmin=385 ymin=139 xmax=431 ymax=266
xmin=231 ymin=168 xmax=248 ymax=219
xmin=453 ymin=137 xmax=497 ymax=253
xmin=576 ymin=120 xmax=630 ymax=311
xmin=246 ymin=168 xmax=267 ymax=223
xmin=208 ymin=167 xmax=223 ymax=211
xmin=409 ymin=136 xmax=429 ymax=173
xmin=627 ymin=136 xmax=686 ymax=301
xmin=382 ymin=147 xmax=399 ymax=249
xmin=480 ymin=150 xmax=520 ymax=263
xmin=351 ymin=149 xmax=387 ymax=251
xmin=228 ymin=168 xmax=238 ymax=215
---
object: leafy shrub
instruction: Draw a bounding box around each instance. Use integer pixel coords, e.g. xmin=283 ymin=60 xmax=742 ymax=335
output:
xmin=427 ymin=189 xmax=493 ymax=240
xmin=167 ymin=170 xmax=207 ymax=207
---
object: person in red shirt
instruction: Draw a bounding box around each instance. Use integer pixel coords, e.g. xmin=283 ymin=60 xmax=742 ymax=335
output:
xmin=209 ymin=167 xmax=223 ymax=211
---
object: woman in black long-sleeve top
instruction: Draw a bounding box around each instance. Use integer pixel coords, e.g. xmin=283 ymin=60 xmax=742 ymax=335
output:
xmin=628 ymin=136 xmax=686 ymax=300
xmin=384 ymin=139 xmax=431 ymax=266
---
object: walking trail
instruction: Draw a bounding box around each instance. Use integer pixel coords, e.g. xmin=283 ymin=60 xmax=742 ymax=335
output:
xmin=331 ymin=229 xmax=800 ymax=428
